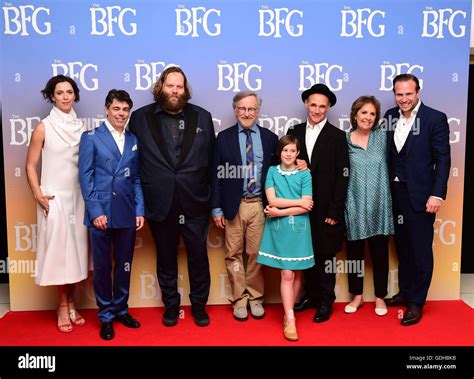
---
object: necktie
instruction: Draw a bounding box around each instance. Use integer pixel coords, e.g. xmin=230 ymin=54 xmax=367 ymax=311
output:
xmin=243 ymin=129 xmax=256 ymax=193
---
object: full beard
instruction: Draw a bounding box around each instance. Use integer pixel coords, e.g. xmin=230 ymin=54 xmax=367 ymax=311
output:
xmin=160 ymin=93 xmax=187 ymax=114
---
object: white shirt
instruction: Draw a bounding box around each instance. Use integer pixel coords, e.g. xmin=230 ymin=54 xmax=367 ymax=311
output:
xmin=105 ymin=120 xmax=125 ymax=155
xmin=306 ymin=118 xmax=327 ymax=163
xmin=394 ymin=100 xmax=421 ymax=153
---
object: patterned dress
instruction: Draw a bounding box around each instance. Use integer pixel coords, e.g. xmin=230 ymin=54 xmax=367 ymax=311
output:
xmin=344 ymin=128 xmax=394 ymax=241
xmin=257 ymin=165 xmax=315 ymax=270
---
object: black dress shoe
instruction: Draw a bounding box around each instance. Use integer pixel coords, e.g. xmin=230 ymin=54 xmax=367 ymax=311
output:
xmin=401 ymin=305 xmax=422 ymax=326
xmin=116 ymin=313 xmax=140 ymax=328
xmin=191 ymin=304 xmax=210 ymax=327
xmin=294 ymin=298 xmax=318 ymax=313
xmin=162 ymin=306 xmax=180 ymax=327
xmin=100 ymin=322 xmax=115 ymax=340
xmin=385 ymin=293 xmax=407 ymax=307
xmin=313 ymin=304 xmax=333 ymax=323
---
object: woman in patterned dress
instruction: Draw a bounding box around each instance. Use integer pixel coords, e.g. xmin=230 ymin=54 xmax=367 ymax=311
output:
xmin=343 ymin=96 xmax=394 ymax=316
xmin=26 ymin=75 xmax=89 ymax=332
xmin=257 ymin=135 xmax=314 ymax=341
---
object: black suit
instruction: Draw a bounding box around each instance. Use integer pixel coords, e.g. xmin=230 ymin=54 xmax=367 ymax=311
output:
xmin=287 ymin=121 xmax=349 ymax=306
xmin=129 ymin=102 xmax=215 ymax=308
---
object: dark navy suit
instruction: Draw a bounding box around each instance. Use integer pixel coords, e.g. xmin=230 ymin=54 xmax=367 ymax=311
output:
xmin=384 ymin=102 xmax=450 ymax=306
xmin=211 ymin=123 xmax=278 ymax=219
xmin=79 ymin=123 xmax=144 ymax=322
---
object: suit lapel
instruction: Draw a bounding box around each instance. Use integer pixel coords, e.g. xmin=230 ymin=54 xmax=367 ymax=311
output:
xmin=258 ymin=125 xmax=272 ymax=167
xmin=117 ymin=130 xmax=134 ymax=170
xmin=176 ymin=104 xmax=198 ymax=168
xmin=311 ymin=122 xmax=331 ymax=167
xmin=145 ymin=106 xmax=175 ymax=168
xmin=404 ymin=103 xmax=424 ymax=155
xmin=96 ymin=123 xmax=121 ymax=164
xmin=291 ymin=123 xmax=309 ymax=163
xmin=231 ymin=124 xmax=243 ymax=165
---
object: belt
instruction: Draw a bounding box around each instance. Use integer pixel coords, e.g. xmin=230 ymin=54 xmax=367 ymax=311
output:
xmin=241 ymin=196 xmax=261 ymax=203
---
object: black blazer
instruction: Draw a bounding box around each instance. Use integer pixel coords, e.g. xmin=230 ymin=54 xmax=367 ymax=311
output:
xmin=287 ymin=121 xmax=349 ymax=250
xmin=211 ymin=124 xmax=278 ymax=220
xmin=384 ymin=102 xmax=451 ymax=212
xmin=129 ymin=102 xmax=215 ymax=221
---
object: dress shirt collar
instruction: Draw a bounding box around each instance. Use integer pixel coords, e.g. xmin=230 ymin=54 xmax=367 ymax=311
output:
xmin=105 ymin=120 xmax=125 ymax=136
xmin=306 ymin=118 xmax=327 ymax=130
xmin=398 ymin=99 xmax=421 ymax=120
xmin=238 ymin=123 xmax=258 ymax=133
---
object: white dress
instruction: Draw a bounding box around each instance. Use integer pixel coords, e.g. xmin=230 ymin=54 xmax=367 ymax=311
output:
xmin=35 ymin=106 xmax=89 ymax=286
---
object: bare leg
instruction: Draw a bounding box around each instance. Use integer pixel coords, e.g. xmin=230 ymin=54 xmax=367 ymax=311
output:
xmin=67 ymin=284 xmax=85 ymax=325
xmin=57 ymin=285 xmax=72 ymax=332
xmin=281 ymin=270 xmax=296 ymax=327
xmin=293 ymin=271 xmax=302 ymax=306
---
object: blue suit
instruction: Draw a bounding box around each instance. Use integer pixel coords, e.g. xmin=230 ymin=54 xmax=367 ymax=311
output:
xmin=384 ymin=102 xmax=450 ymax=306
xmin=79 ymin=123 xmax=144 ymax=322
xmin=211 ymin=123 xmax=278 ymax=220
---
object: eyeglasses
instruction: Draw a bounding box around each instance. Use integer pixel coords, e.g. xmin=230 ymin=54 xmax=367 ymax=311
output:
xmin=236 ymin=106 xmax=258 ymax=115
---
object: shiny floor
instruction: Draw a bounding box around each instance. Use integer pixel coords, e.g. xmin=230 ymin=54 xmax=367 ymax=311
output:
xmin=1 ymin=274 xmax=473 ymax=319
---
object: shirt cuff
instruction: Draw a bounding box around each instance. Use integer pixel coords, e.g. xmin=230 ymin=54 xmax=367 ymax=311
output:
xmin=212 ymin=208 xmax=224 ymax=219
xmin=431 ymin=196 xmax=444 ymax=201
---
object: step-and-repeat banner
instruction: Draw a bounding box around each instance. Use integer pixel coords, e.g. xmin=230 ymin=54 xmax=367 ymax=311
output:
xmin=2 ymin=0 xmax=471 ymax=311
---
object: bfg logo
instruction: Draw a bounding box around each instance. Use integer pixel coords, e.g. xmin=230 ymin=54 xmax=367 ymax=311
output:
xmin=3 ymin=5 xmax=51 ymax=35
xmin=217 ymin=62 xmax=262 ymax=92
xmin=175 ymin=6 xmax=221 ymax=37
xmin=340 ymin=7 xmax=385 ymax=38
xmin=51 ymin=61 xmax=99 ymax=91
xmin=421 ymin=8 xmax=467 ymax=38
xmin=90 ymin=5 xmax=137 ymax=36
xmin=258 ymin=7 xmax=303 ymax=38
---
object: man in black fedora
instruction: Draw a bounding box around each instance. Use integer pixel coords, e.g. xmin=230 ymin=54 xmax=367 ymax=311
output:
xmin=287 ymin=83 xmax=349 ymax=322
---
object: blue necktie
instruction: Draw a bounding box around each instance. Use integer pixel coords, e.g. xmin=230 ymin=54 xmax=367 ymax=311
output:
xmin=243 ymin=129 xmax=256 ymax=193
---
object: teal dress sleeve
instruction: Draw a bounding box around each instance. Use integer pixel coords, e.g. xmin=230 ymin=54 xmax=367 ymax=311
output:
xmin=301 ymin=170 xmax=313 ymax=197
xmin=265 ymin=166 xmax=275 ymax=190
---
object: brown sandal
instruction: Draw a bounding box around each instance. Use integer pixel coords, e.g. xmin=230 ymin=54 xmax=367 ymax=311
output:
xmin=68 ymin=302 xmax=85 ymax=326
xmin=57 ymin=304 xmax=73 ymax=333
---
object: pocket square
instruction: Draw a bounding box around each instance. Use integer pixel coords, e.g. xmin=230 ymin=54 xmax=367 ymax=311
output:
xmin=132 ymin=144 xmax=138 ymax=151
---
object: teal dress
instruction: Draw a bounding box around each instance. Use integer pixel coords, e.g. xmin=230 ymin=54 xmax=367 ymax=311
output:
xmin=344 ymin=128 xmax=394 ymax=240
xmin=257 ymin=165 xmax=315 ymax=270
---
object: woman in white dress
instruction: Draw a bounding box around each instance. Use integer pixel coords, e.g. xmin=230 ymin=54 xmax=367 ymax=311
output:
xmin=26 ymin=75 xmax=89 ymax=332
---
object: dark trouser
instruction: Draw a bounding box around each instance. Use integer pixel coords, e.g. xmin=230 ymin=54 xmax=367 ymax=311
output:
xmin=303 ymin=222 xmax=341 ymax=306
xmin=346 ymin=235 xmax=389 ymax=299
xmin=391 ymin=182 xmax=435 ymax=307
xmin=89 ymin=226 xmax=136 ymax=323
xmin=147 ymin=195 xmax=210 ymax=309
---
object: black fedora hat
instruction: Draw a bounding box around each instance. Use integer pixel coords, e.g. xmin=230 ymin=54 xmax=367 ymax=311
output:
xmin=301 ymin=83 xmax=337 ymax=106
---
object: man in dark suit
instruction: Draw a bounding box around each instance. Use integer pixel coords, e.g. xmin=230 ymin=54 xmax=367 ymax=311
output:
xmin=383 ymin=74 xmax=450 ymax=326
xmin=79 ymin=89 xmax=145 ymax=340
xmin=129 ymin=67 xmax=215 ymax=327
xmin=288 ymin=84 xmax=349 ymax=323
xmin=211 ymin=91 xmax=278 ymax=321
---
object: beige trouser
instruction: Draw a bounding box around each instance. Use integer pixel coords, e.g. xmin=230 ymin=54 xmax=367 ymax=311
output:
xmin=225 ymin=199 xmax=265 ymax=308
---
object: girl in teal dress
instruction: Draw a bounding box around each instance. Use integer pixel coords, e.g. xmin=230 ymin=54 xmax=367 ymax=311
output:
xmin=257 ymin=135 xmax=314 ymax=341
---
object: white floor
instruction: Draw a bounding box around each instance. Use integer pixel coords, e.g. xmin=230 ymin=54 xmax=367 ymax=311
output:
xmin=0 ymin=274 xmax=473 ymax=318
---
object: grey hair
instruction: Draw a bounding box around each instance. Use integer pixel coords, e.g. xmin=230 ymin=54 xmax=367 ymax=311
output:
xmin=232 ymin=91 xmax=262 ymax=109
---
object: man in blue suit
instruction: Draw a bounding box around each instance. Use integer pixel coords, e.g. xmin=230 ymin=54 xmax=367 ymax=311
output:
xmin=211 ymin=91 xmax=278 ymax=321
xmin=383 ymin=74 xmax=451 ymax=326
xmin=79 ymin=89 xmax=145 ymax=340
xmin=129 ymin=67 xmax=215 ymax=327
